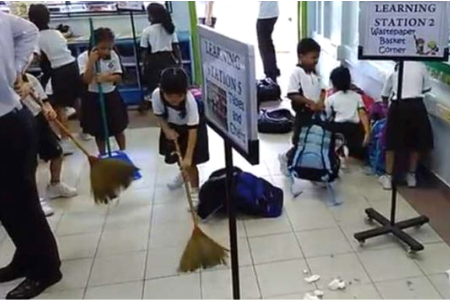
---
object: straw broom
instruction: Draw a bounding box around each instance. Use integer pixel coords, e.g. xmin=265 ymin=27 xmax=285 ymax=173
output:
xmin=174 ymin=141 xmax=228 ymax=272
xmin=29 ymin=92 xmax=137 ymax=204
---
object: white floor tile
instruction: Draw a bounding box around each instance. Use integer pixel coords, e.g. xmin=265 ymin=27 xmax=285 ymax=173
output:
xmin=323 ymin=283 xmax=381 ymax=299
xmin=357 ymin=247 xmax=424 ymax=282
xmin=296 ymin=228 xmax=352 ymax=258
xmin=118 ymin=188 xmax=155 ymax=207
xmin=89 ymin=252 xmax=146 ymax=287
xmin=375 ymin=276 xmax=442 ymax=299
xmin=307 ymin=253 xmax=371 ymax=289
xmin=57 ymin=233 xmax=100 ymax=261
xmin=85 ymin=281 xmax=143 ymax=299
xmin=249 ymin=233 xmax=303 ymax=265
xmin=429 ymin=274 xmax=450 ymax=299
xmin=149 ymin=221 xmax=192 ymax=249
xmin=153 ymin=186 xmax=186 ymax=205
xmin=46 ymin=259 xmax=92 ymax=292
xmin=37 ymin=288 xmax=85 ymax=299
xmin=56 ymin=210 xmax=107 ymax=236
xmin=143 ymin=274 xmax=201 ymax=299
xmin=146 ymin=246 xmax=185 ymax=279
xmin=201 ymin=267 xmax=260 ymax=299
xmin=97 ymin=226 xmax=149 ymax=257
xmin=244 ymin=213 xmax=293 ymax=238
xmin=287 ymin=201 xmax=337 ymax=232
xmin=414 ymin=243 xmax=450 ymax=275
xmin=255 ymin=259 xmax=311 ymax=298
xmin=105 ymin=204 xmax=152 ymax=231
xmin=152 ymin=203 xmax=193 ymax=225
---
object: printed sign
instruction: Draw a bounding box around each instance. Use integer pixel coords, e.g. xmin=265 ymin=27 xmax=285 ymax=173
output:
xmin=359 ymin=2 xmax=449 ymax=60
xmin=198 ymin=26 xmax=259 ymax=163
xmin=117 ymin=1 xmax=143 ymax=11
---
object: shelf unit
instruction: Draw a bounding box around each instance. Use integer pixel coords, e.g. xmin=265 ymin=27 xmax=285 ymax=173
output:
xmin=28 ymin=31 xmax=192 ymax=106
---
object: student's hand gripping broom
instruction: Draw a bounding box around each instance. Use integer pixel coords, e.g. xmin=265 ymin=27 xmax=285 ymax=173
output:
xmin=174 ymin=141 xmax=228 ymax=272
xmin=28 ymin=91 xmax=137 ymax=205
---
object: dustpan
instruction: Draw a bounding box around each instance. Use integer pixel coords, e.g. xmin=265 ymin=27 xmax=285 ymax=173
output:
xmin=89 ymin=18 xmax=141 ymax=181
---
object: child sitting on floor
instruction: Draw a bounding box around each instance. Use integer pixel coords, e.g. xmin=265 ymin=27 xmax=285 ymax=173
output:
xmin=326 ymin=66 xmax=370 ymax=166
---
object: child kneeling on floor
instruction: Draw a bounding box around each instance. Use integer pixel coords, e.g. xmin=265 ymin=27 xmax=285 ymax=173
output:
xmin=20 ymin=73 xmax=78 ymax=217
xmin=78 ymin=27 xmax=129 ymax=155
xmin=153 ymin=67 xmax=209 ymax=205
xmin=326 ymin=66 xmax=370 ymax=166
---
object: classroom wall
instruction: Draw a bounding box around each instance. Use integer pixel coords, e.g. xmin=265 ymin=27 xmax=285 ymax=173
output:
xmin=308 ymin=1 xmax=450 ymax=187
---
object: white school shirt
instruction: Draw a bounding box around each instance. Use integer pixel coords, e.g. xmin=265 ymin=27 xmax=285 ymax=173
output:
xmin=326 ymin=90 xmax=365 ymax=124
xmin=152 ymin=88 xmax=199 ymax=127
xmin=381 ymin=61 xmax=431 ymax=101
xmin=0 ymin=12 xmax=38 ymax=117
xmin=22 ymin=74 xmax=47 ymax=117
xmin=140 ymin=24 xmax=178 ymax=53
xmin=37 ymin=29 xmax=75 ymax=69
xmin=258 ymin=1 xmax=279 ymax=19
xmin=197 ymin=1 xmax=215 ymax=18
xmin=77 ymin=50 xmax=122 ymax=94
xmin=287 ymin=66 xmax=325 ymax=103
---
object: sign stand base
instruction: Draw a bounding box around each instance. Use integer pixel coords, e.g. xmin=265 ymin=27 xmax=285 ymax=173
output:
xmin=224 ymin=140 xmax=241 ymax=299
xmin=353 ymin=61 xmax=430 ymax=255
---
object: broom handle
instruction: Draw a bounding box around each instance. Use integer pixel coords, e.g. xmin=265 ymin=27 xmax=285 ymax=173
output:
xmin=174 ymin=141 xmax=199 ymax=225
xmin=28 ymin=92 xmax=92 ymax=158
xmin=89 ymin=18 xmax=112 ymax=157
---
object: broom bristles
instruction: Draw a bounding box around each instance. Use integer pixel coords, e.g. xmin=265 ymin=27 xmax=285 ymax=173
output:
xmin=90 ymin=158 xmax=138 ymax=205
xmin=178 ymin=226 xmax=229 ymax=273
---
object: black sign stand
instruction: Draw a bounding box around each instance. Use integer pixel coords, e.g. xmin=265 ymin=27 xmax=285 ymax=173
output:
xmin=224 ymin=140 xmax=240 ymax=299
xmin=354 ymin=60 xmax=430 ymax=255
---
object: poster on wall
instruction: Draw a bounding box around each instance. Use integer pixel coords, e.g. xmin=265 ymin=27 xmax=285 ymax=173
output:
xmin=117 ymin=1 xmax=143 ymax=11
xmin=198 ymin=25 xmax=259 ymax=164
xmin=359 ymin=1 xmax=449 ymax=60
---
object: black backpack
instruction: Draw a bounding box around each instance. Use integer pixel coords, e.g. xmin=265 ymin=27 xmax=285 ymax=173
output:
xmin=257 ymin=78 xmax=281 ymax=106
xmin=258 ymin=108 xmax=294 ymax=134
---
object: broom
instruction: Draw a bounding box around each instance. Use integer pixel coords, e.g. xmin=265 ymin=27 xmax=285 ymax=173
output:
xmin=29 ymin=91 xmax=137 ymax=204
xmin=174 ymin=141 xmax=228 ymax=272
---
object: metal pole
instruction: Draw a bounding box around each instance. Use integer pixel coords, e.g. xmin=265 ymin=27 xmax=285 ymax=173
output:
xmin=390 ymin=60 xmax=404 ymax=225
xmin=129 ymin=11 xmax=143 ymax=101
xmin=224 ymin=140 xmax=240 ymax=299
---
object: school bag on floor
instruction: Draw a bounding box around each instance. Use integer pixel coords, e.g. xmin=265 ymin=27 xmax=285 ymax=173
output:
xmin=289 ymin=114 xmax=340 ymax=183
xmin=197 ymin=168 xmax=284 ymax=220
xmin=257 ymin=78 xmax=281 ymax=106
xmin=258 ymin=108 xmax=294 ymax=134
xmin=368 ymin=118 xmax=387 ymax=175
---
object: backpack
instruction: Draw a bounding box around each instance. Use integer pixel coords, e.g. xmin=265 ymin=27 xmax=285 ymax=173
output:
xmin=369 ymin=101 xmax=388 ymax=122
xmin=258 ymin=108 xmax=294 ymax=134
xmin=289 ymin=115 xmax=340 ymax=183
xmin=368 ymin=118 xmax=387 ymax=175
xmin=257 ymin=78 xmax=281 ymax=106
xmin=197 ymin=168 xmax=284 ymax=220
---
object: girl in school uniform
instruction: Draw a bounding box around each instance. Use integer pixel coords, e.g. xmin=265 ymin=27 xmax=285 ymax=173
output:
xmin=153 ymin=67 xmax=209 ymax=202
xmin=28 ymin=4 xmax=82 ymax=154
xmin=77 ymin=28 xmax=129 ymax=155
xmin=326 ymin=66 xmax=370 ymax=163
xmin=139 ymin=3 xmax=183 ymax=113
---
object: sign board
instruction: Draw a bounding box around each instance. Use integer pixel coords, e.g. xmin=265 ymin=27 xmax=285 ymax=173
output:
xmin=117 ymin=1 xmax=143 ymax=11
xmin=359 ymin=1 xmax=449 ymax=60
xmin=198 ymin=25 xmax=259 ymax=164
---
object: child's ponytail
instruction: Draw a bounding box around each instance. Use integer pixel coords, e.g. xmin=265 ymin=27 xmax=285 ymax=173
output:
xmin=148 ymin=3 xmax=175 ymax=35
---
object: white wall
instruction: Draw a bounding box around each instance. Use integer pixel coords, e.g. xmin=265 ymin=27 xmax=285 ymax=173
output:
xmin=309 ymin=1 xmax=450 ymax=186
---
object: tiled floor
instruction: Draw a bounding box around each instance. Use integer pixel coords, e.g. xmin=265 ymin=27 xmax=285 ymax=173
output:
xmin=1 ymin=126 xmax=450 ymax=299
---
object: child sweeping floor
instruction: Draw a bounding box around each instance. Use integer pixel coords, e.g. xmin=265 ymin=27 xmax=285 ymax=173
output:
xmin=78 ymin=27 xmax=129 ymax=155
xmin=19 ymin=73 xmax=78 ymax=216
xmin=153 ymin=67 xmax=209 ymax=206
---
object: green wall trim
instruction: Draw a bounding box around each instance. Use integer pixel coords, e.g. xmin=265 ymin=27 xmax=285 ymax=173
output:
xmin=298 ymin=1 xmax=308 ymax=40
xmin=188 ymin=1 xmax=202 ymax=85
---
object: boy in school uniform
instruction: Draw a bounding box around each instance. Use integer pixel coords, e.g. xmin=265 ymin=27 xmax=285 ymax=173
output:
xmin=279 ymin=38 xmax=326 ymax=174
xmin=378 ymin=61 xmax=433 ymax=190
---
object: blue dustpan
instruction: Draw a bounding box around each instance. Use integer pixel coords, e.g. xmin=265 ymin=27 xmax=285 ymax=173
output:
xmin=99 ymin=151 xmax=142 ymax=181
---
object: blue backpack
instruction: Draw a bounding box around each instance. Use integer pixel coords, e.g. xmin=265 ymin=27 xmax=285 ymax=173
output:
xmin=368 ymin=118 xmax=387 ymax=175
xmin=198 ymin=168 xmax=284 ymax=220
xmin=289 ymin=115 xmax=340 ymax=183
